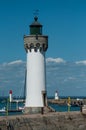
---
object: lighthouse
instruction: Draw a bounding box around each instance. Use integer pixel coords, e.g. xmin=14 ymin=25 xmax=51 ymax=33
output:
xmin=9 ymin=90 xmax=12 ymax=102
xmin=24 ymin=16 xmax=48 ymax=114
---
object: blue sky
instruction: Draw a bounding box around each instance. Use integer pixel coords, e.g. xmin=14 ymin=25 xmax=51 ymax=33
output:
xmin=0 ymin=0 xmax=86 ymax=97
xmin=0 ymin=0 xmax=86 ymax=63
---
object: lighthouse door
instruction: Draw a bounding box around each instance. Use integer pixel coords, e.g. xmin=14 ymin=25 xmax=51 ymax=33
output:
xmin=42 ymin=91 xmax=47 ymax=106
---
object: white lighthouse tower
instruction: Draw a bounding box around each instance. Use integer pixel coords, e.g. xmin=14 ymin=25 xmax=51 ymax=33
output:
xmin=24 ymin=16 xmax=48 ymax=114
xmin=9 ymin=90 xmax=12 ymax=102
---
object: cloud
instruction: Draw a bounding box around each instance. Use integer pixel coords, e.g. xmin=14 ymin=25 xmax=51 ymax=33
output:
xmin=0 ymin=60 xmax=26 ymax=97
xmin=0 ymin=58 xmax=86 ymax=97
xmin=7 ymin=60 xmax=24 ymax=65
xmin=63 ymin=77 xmax=76 ymax=82
xmin=46 ymin=57 xmax=66 ymax=63
xmin=1 ymin=60 xmax=25 ymax=67
xmin=75 ymin=60 xmax=86 ymax=65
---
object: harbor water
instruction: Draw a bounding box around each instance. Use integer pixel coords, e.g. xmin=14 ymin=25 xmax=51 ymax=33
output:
xmin=0 ymin=96 xmax=83 ymax=116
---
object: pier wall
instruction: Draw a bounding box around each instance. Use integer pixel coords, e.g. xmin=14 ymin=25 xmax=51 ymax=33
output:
xmin=0 ymin=112 xmax=86 ymax=130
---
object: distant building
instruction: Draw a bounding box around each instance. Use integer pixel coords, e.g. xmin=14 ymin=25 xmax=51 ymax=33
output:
xmin=55 ymin=91 xmax=59 ymax=100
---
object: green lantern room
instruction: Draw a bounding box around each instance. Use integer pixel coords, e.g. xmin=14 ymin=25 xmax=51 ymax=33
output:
xmin=30 ymin=16 xmax=42 ymax=35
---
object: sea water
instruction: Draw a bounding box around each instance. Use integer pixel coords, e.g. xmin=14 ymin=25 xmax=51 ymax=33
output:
xmin=0 ymin=96 xmax=83 ymax=116
xmin=49 ymin=103 xmax=80 ymax=112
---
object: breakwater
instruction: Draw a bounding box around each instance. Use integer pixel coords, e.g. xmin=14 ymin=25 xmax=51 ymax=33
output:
xmin=0 ymin=111 xmax=86 ymax=130
xmin=48 ymin=98 xmax=85 ymax=105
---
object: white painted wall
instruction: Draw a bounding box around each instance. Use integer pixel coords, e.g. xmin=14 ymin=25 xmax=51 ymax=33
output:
xmin=25 ymin=48 xmax=46 ymax=107
xmin=9 ymin=94 xmax=12 ymax=102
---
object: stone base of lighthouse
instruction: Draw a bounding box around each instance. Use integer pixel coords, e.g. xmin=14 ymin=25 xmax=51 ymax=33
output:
xmin=23 ymin=107 xmax=44 ymax=114
xmin=23 ymin=91 xmax=48 ymax=114
xmin=23 ymin=105 xmax=55 ymax=114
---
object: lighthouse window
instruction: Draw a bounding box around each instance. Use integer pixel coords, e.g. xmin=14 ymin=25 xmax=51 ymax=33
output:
xmin=36 ymin=43 xmax=40 ymax=48
xmin=43 ymin=44 xmax=45 ymax=51
xmin=30 ymin=27 xmax=42 ymax=35
xmin=30 ymin=43 xmax=34 ymax=47
xmin=34 ymin=47 xmax=37 ymax=52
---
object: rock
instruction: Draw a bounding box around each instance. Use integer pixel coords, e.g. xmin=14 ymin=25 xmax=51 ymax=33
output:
xmin=0 ymin=112 xmax=86 ymax=130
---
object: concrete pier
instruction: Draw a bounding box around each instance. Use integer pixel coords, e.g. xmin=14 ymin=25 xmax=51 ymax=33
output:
xmin=0 ymin=112 xmax=86 ymax=130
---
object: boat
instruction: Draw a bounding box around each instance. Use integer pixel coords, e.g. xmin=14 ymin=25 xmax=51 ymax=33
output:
xmin=18 ymin=106 xmax=25 ymax=110
xmin=0 ymin=107 xmax=6 ymax=113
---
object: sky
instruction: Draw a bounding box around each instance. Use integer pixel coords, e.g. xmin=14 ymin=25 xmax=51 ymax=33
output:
xmin=0 ymin=0 xmax=86 ymax=63
xmin=0 ymin=0 xmax=86 ymax=97
xmin=0 ymin=59 xmax=86 ymax=97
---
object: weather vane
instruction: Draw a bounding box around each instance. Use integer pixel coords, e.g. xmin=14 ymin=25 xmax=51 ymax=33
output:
xmin=33 ymin=9 xmax=39 ymax=17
